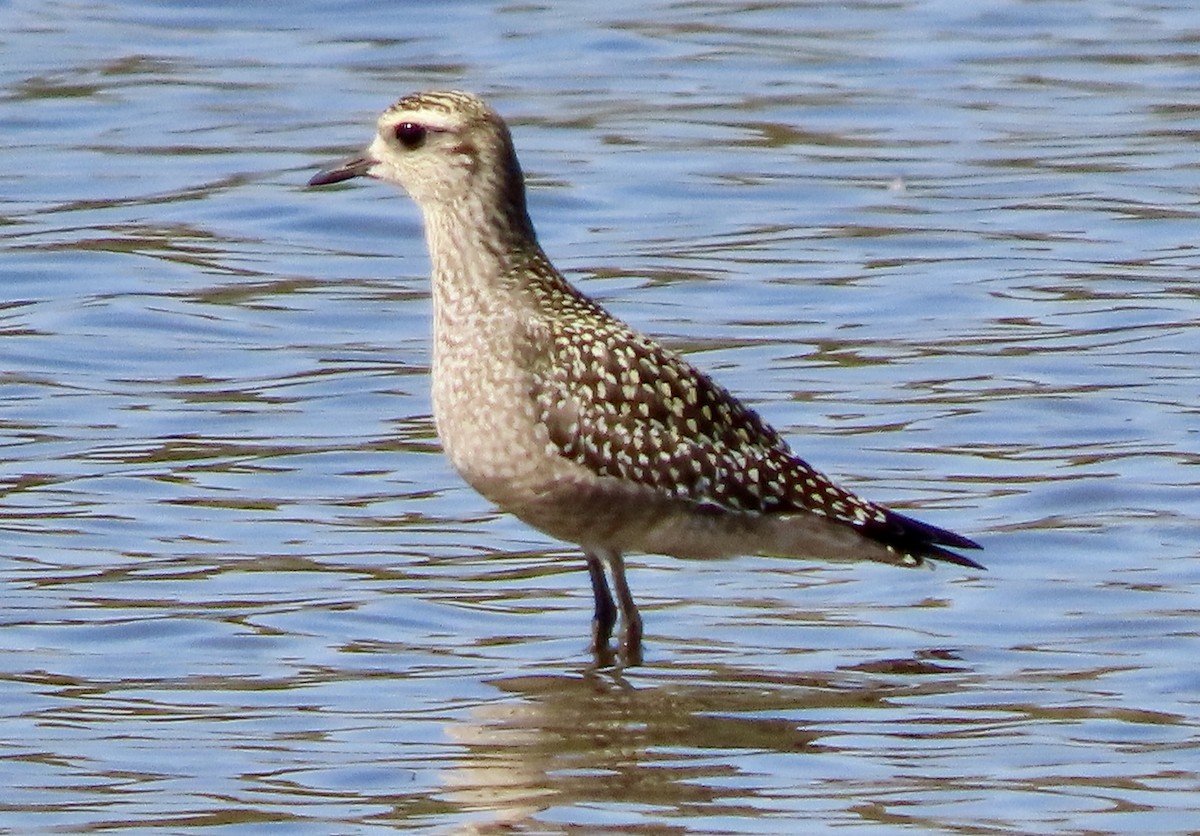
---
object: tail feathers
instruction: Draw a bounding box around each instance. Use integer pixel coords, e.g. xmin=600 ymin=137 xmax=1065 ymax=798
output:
xmin=866 ymin=509 xmax=985 ymax=570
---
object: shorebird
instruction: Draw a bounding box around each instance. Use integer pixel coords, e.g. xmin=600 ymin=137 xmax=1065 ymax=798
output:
xmin=308 ymin=90 xmax=982 ymax=659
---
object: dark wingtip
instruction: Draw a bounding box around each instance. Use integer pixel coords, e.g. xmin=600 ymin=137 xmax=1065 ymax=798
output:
xmin=922 ymin=542 xmax=986 ymax=570
xmin=875 ymin=509 xmax=985 ymax=570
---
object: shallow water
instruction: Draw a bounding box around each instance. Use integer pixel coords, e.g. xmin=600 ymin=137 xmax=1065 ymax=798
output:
xmin=2 ymin=0 xmax=1198 ymax=832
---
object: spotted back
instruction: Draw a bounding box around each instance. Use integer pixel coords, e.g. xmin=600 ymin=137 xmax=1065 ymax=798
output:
xmin=526 ymin=270 xmax=890 ymax=529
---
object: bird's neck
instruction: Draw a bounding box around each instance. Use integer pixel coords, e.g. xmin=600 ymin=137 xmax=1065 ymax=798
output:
xmin=421 ymin=137 xmax=542 ymax=299
xmin=421 ymin=195 xmax=546 ymax=357
xmin=422 ymin=186 xmax=546 ymax=295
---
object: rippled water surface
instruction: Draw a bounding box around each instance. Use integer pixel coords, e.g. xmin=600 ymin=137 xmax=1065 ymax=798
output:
xmin=3 ymin=0 xmax=1198 ymax=832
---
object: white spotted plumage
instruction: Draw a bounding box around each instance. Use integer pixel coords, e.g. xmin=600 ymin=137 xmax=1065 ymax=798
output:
xmin=309 ymin=90 xmax=983 ymax=657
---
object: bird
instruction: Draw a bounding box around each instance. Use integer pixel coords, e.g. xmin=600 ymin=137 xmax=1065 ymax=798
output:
xmin=308 ymin=90 xmax=983 ymax=660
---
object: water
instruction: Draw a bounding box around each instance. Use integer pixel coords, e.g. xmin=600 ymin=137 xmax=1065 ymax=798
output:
xmin=2 ymin=0 xmax=1198 ymax=832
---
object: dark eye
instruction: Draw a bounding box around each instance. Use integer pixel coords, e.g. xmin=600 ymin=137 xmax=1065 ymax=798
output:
xmin=393 ymin=121 xmax=427 ymax=150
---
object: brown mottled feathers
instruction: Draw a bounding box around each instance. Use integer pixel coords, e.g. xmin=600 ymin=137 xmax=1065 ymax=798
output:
xmin=523 ymin=255 xmax=982 ymax=569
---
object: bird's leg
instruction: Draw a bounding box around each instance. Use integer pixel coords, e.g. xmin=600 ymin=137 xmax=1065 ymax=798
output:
xmin=604 ymin=550 xmax=643 ymax=662
xmin=586 ymin=550 xmax=617 ymax=651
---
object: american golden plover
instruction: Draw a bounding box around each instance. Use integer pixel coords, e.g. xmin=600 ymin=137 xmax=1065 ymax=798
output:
xmin=309 ymin=91 xmax=982 ymax=659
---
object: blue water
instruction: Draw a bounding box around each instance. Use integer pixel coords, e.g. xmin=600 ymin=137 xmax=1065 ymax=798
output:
xmin=2 ymin=0 xmax=1198 ymax=832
